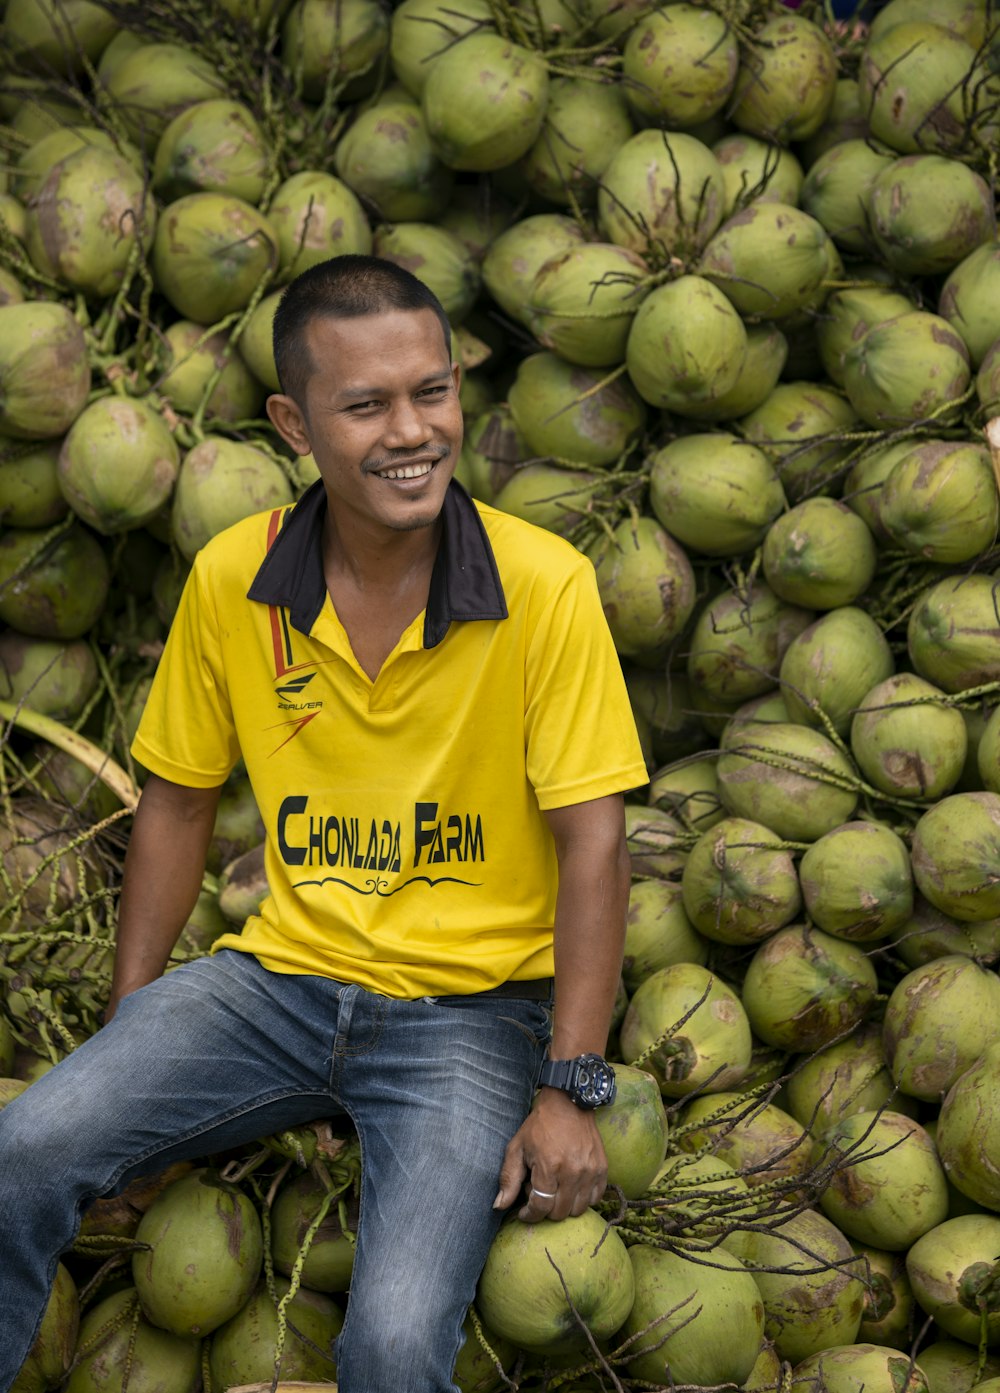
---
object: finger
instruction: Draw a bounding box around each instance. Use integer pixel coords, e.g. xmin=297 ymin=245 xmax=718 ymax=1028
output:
xmin=493 ymin=1139 xmax=527 ymax=1211
xmin=517 ymin=1179 xmax=558 ymax=1223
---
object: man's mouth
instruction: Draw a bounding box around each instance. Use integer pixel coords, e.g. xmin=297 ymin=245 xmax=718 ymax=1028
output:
xmin=374 ymin=459 xmax=436 ymax=481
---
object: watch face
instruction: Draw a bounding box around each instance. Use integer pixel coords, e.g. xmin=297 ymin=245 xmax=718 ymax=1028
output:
xmin=575 ymin=1054 xmax=616 ymax=1108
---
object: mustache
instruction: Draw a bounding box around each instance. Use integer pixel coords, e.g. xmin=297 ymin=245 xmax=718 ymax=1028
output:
xmin=363 ymin=444 xmax=450 ymax=474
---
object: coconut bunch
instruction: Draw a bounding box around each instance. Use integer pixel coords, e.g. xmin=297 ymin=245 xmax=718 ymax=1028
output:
xmin=4 ymin=0 xmax=1000 ymax=1387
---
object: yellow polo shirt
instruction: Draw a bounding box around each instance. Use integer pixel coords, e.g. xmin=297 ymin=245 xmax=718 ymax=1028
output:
xmin=132 ymin=480 xmax=647 ymax=998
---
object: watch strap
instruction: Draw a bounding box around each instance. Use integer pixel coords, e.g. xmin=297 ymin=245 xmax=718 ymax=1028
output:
xmin=538 ymin=1057 xmax=576 ymax=1092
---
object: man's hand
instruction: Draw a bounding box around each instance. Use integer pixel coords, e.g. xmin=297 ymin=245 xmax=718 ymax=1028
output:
xmin=493 ymin=1089 xmax=608 ymax=1223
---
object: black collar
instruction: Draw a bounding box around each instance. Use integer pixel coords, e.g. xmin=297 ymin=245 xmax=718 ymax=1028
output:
xmin=246 ymin=478 xmax=508 ymax=649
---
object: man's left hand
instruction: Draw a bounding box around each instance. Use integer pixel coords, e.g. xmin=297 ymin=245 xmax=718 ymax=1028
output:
xmin=493 ymin=1089 xmax=608 ymax=1223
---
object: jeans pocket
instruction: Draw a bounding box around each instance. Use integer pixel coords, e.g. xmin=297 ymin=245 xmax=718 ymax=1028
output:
xmin=496 ymin=1001 xmax=553 ymax=1048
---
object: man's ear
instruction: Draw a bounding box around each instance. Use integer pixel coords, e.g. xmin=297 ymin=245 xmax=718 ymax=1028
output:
xmin=267 ymin=394 xmax=312 ymax=456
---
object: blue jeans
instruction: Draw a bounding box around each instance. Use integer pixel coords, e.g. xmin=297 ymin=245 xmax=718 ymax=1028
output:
xmin=0 ymin=950 xmax=551 ymax=1391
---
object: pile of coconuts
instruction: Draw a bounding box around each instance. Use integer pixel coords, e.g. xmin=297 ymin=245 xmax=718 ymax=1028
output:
xmin=3 ymin=0 xmax=1000 ymax=1387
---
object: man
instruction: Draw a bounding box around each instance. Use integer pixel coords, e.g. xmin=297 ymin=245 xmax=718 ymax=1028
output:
xmin=0 ymin=256 xmax=646 ymax=1390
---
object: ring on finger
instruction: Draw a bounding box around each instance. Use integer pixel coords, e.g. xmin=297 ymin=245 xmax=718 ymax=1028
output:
xmin=530 ymin=1187 xmax=557 ymax=1200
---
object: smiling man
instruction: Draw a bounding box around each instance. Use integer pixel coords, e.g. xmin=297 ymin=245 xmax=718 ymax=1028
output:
xmin=0 ymin=257 xmax=647 ymax=1392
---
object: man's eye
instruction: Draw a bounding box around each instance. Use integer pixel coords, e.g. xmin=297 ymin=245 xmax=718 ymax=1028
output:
xmin=419 ymin=385 xmax=449 ymax=397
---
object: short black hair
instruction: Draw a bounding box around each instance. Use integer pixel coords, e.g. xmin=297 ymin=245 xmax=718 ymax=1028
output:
xmin=271 ymin=254 xmax=452 ymax=406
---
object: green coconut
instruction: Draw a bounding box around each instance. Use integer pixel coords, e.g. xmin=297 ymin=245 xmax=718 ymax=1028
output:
xmin=739 ymin=381 xmax=859 ymax=502
xmin=522 ymin=77 xmax=633 ymax=207
xmin=799 ymin=77 xmax=869 ymax=165
xmin=687 ymin=582 xmax=813 ymax=705
xmin=678 ymin=1091 xmax=813 ymax=1189
xmin=458 ymin=404 xmax=524 ymax=505
xmin=717 ymin=721 xmax=859 ymax=842
xmin=507 ymin=352 xmax=646 ymax=468
xmin=917 ymin=1341 xmax=1000 ymax=1393
xmin=104 ymin=42 xmax=227 ymax=151
xmin=11 ymin=1260 xmax=77 ymax=1392
xmin=64 ymin=1288 xmax=201 ymax=1393
xmin=623 ymin=1243 xmax=764 ymax=1387
xmin=133 ymin=1168 xmax=262 ymax=1337
xmin=880 ymin=440 xmax=998 ymax=563
xmin=208 ymin=1277 xmax=342 ymax=1385
xmin=647 ymin=754 xmax=721 ymax=830
xmin=977 ymin=704 xmax=1000 ymax=793
xmin=272 ymin=1171 xmax=354 ymax=1289
xmin=854 ymin=1248 xmax=915 ymax=1350
xmin=597 ymin=129 xmax=726 ymax=260
xmin=817 ymin=1111 xmax=948 ymax=1250
xmin=649 ymin=434 xmax=785 ymax=558
xmin=594 ymin=1063 xmax=668 ymax=1199
xmin=818 ymin=286 xmax=917 ymax=388
xmin=936 ymin=1041 xmax=1000 ymax=1211
xmin=454 ymin=1311 xmax=517 ymax=1393
xmin=680 ymin=816 xmax=801 ymax=946
xmin=281 ymin=0 xmax=389 ymax=100
xmin=906 ymin=1215 xmax=1000 ymax=1345
xmin=884 ymin=954 xmax=1000 ymax=1102
xmin=793 ymin=1343 xmax=929 ymax=1393
xmin=171 ymin=436 xmax=294 ymax=561
xmin=869 ymin=0 xmax=990 ymax=46
xmin=481 ymin=214 xmax=586 ymax=326
xmin=58 ymin=396 xmax=179 ymax=535
xmin=152 ymin=193 xmax=278 ymax=326
xmin=529 ymin=241 xmax=648 ymax=368
xmin=629 ymin=670 xmax=708 ymax=768
xmin=731 ymin=13 xmax=837 ymax=141
xmin=700 ymin=203 xmax=834 ymax=320
xmin=266 ymin=170 xmax=372 ymax=284
xmin=477 ymin=1209 xmax=634 ymax=1354
xmin=389 ymin=0 xmax=495 ymax=97
xmin=625 ymin=275 xmax=747 ymax=412
xmin=846 ymin=309 xmax=969 ymax=423
xmin=0 ymin=268 xmax=24 ymax=307
xmin=335 ymin=101 xmax=453 ymax=223
xmin=0 ymin=632 xmax=99 ymax=721
xmin=7 ymin=81 xmax=84 ymax=145
xmin=0 ymin=524 xmax=109 ymax=639
xmin=622 ymin=3 xmax=738 ymax=126
xmin=152 ymin=99 xmax=271 ymax=205
xmin=852 ymin=672 xmax=968 ymax=801
xmin=713 ymin=134 xmax=805 ymax=216
xmin=912 ymin=791 xmax=1000 ymax=921
xmin=908 ymin=574 xmax=1000 ymax=693
xmin=619 ymin=962 xmax=752 ymax=1098
xmin=595 ymin=516 xmax=696 ymax=664
xmin=0 ymin=302 xmax=91 ymax=440
xmin=0 ymin=440 xmax=68 ymax=529
xmin=940 ymin=241 xmax=1000 ymax=368
xmin=648 ymin=1151 xmax=758 ymax=1251
xmin=785 ymin=1023 xmax=917 ymax=1139
xmin=423 ymin=34 xmax=548 ymax=171
xmin=625 ymin=805 xmax=689 ymax=879
xmin=491 ymin=463 xmax=597 ymax=537
xmin=160 ymin=321 xmax=265 ymax=423
xmin=95 ymin=28 xmax=144 ymax=84
xmin=763 ymin=498 xmax=877 ymax=611
xmin=4 ymin=0 xmax=118 ymax=73
xmin=780 ymin=607 xmax=894 ymax=736
xmin=682 ymin=323 xmax=789 ymax=422
xmin=800 ymin=821 xmax=913 ymax=944
xmin=238 ymin=290 xmax=281 ymax=392
xmin=373 ymin=222 xmax=478 ymax=324
xmin=622 ymin=878 xmax=708 ymax=991
xmin=743 ymin=1208 xmax=865 ymax=1362
xmin=859 ymin=22 xmax=979 ymax=156
xmin=740 ymin=924 xmax=879 ymax=1050
xmin=799 ymin=139 xmax=895 ymax=256
xmin=895 ymin=892 xmax=1000 ymax=968
xmin=869 ymin=156 xmax=995 ymax=278
xmin=29 ymin=137 xmax=194 ymax=301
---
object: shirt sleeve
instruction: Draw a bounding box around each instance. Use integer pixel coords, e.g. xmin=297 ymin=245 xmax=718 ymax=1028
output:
xmin=524 ymin=554 xmax=648 ymax=810
xmin=131 ymin=555 xmax=240 ymax=787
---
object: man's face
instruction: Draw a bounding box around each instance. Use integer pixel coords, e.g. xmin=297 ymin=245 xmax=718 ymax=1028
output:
xmin=268 ymin=307 xmax=463 ymax=537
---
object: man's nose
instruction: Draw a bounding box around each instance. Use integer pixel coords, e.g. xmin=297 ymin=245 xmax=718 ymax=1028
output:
xmin=383 ymin=395 xmax=430 ymax=447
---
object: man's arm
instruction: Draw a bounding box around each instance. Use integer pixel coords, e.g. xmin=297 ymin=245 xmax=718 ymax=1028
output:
xmin=493 ymin=792 xmax=631 ymax=1223
xmin=106 ymin=773 xmax=224 ymax=1022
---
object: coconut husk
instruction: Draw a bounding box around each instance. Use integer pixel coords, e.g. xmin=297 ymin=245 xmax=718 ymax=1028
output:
xmin=987 ymin=417 xmax=1000 ymax=492
xmin=225 ymin=1385 xmax=338 ymax=1392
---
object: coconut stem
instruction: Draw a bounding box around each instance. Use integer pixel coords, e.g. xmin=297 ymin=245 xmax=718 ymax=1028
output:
xmin=0 ymin=701 xmax=138 ymax=810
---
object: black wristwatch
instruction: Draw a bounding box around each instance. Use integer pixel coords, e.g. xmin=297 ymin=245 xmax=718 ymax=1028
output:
xmin=538 ymin=1053 xmax=617 ymax=1109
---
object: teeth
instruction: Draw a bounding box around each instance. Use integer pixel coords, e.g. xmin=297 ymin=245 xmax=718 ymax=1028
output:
xmin=378 ymin=461 xmax=434 ymax=481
